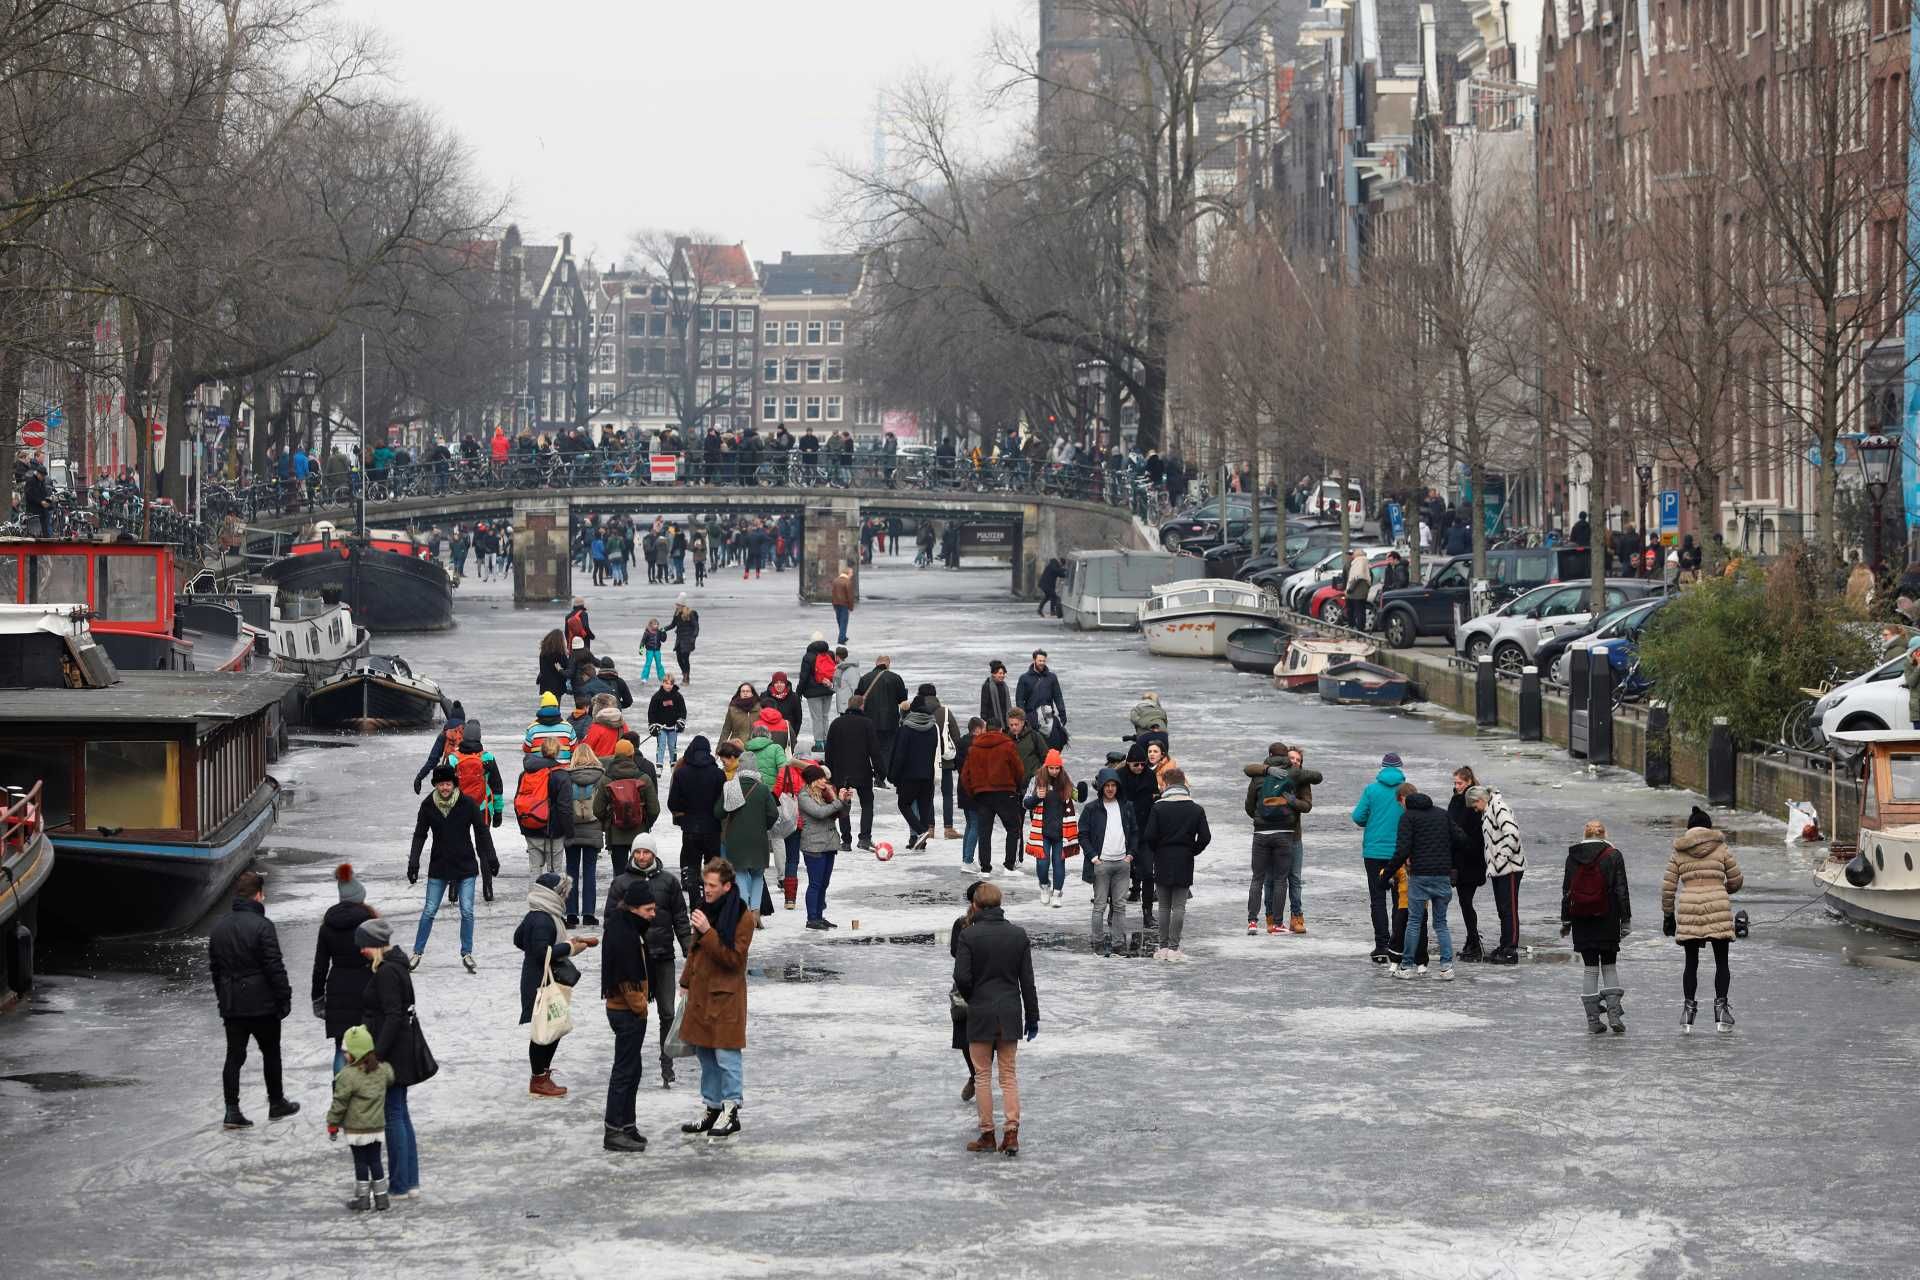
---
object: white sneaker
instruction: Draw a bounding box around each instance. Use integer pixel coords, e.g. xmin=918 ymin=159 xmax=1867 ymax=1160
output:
xmin=1152 ymin=947 xmax=1169 ymax=960
xmin=1435 ymin=966 xmax=1456 ymax=981
xmin=1040 ymin=887 xmax=1053 ymax=907
xmin=1417 ymin=964 xmax=1429 ymax=975
xmin=1051 ymin=895 xmax=1062 ymax=909
xmin=1167 ymin=948 xmax=1187 ymax=962
xmin=1391 ymin=965 xmax=1416 ymax=980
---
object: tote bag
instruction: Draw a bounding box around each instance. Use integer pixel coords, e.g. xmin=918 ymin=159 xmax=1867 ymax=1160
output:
xmin=529 ymin=951 xmax=575 ymax=1046
xmin=663 ymin=992 xmax=696 ymax=1059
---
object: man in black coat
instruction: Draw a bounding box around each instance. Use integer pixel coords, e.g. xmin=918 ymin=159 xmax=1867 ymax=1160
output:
xmin=1116 ymin=743 xmax=1161 ymax=924
xmin=409 ymin=763 xmax=499 ymax=972
xmin=952 ymin=881 xmax=1040 ymax=1153
xmin=1036 ymin=557 xmax=1065 ymax=618
xmin=209 ymin=869 xmax=297 ymax=1128
xmin=666 ymin=734 xmax=725 ymax=890
xmin=603 ymin=835 xmax=694 ymax=1084
xmin=1015 ymin=650 xmax=1068 ymax=748
xmin=825 ymin=695 xmax=884 ymax=851
xmin=1378 ymin=789 xmax=1457 ymax=977
xmin=979 ymin=660 xmax=1015 ymax=729
xmin=855 ymin=656 xmax=907 ymax=780
xmin=1140 ymin=770 xmax=1211 ymax=957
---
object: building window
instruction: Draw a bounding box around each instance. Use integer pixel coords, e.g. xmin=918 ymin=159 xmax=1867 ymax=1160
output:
xmin=715 ymin=344 xmax=732 ymax=369
xmin=805 ymin=395 xmax=822 ymax=421
xmin=763 ymin=396 xmax=778 ymax=422
xmin=763 ymin=321 xmax=779 ymax=345
xmin=595 ymin=344 xmax=615 ymax=374
xmin=649 ymin=313 xmax=666 ymax=337
xmin=806 ymin=358 xmax=823 ymax=382
xmin=827 ymin=319 xmax=844 ymax=344
xmin=716 ymin=308 xmax=734 ymax=332
xmin=698 ymin=339 xmax=714 ymax=368
xmin=784 ymin=358 xmax=801 ymax=382
xmin=826 ymin=395 xmax=843 ymax=421
xmin=737 ymin=308 xmax=754 ymax=330
xmin=784 ymin=321 xmax=801 ymax=344
xmin=783 ymin=395 xmax=800 ymax=420
xmin=763 ymin=358 xmax=780 ymax=383
xmin=651 ymin=285 xmax=667 ymax=305
xmin=648 ymin=347 xmax=666 ymax=374
xmin=734 ymin=382 xmax=752 ymax=408
xmin=734 ymin=337 xmax=753 ymax=366
xmin=627 ymin=314 xmax=647 ymax=337
xmin=805 ymin=320 xmax=823 ymax=344
xmin=826 ymin=357 xmax=843 ymax=382
xmin=628 ymin=347 xmax=648 ymax=375
xmin=699 ymin=308 xmax=714 ymax=332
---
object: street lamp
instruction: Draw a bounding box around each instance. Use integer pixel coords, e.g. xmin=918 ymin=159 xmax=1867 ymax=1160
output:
xmin=1726 ymin=471 xmax=1748 ymax=551
xmin=1856 ymin=432 xmax=1898 ymax=570
xmin=1087 ymin=358 xmax=1109 ymax=451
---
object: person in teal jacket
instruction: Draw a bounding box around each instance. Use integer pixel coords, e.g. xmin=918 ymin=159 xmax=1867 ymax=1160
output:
xmin=1350 ymin=752 xmax=1407 ymax=963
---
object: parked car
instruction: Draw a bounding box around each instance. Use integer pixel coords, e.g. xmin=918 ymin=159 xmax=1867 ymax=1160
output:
xmin=1547 ymin=597 xmax=1669 ymax=684
xmin=1374 ymin=546 xmax=1593 ymax=648
xmin=1532 ymin=596 xmax=1652 ymax=683
xmin=1281 ymin=546 xmax=1396 ymax=613
xmin=1476 ymin=580 xmax=1664 ymax=674
xmin=1304 ymin=479 xmax=1367 ymax=520
xmin=1308 ymin=552 xmax=1402 ymax=625
xmin=1158 ymin=497 xmax=1279 ymax=551
xmin=1813 ymin=654 xmax=1908 ymax=741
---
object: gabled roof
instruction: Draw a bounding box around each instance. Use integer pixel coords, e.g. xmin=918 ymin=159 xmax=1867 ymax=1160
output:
xmin=522 ymin=245 xmax=558 ymax=286
xmin=680 ymin=242 xmax=757 ymax=289
xmin=1374 ymin=0 xmax=1478 ymax=74
xmin=758 ymin=251 xmax=866 ymax=297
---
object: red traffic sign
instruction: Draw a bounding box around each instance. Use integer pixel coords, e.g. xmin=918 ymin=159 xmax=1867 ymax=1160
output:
xmin=149 ymin=420 xmax=165 ymax=442
xmin=19 ymin=419 xmax=46 ymax=449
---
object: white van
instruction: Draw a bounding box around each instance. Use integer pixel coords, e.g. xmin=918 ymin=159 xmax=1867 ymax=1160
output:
xmin=1306 ymin=479 xmax=1366 ymax=520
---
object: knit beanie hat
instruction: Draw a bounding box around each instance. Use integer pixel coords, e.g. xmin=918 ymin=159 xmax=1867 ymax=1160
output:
xmin=334 ymin=863 xmax=365 ymax=905
xmin=540 ymin=692 xmax=559 ymax=709
xmin=1381 ymin=752 xmax=1403 ymax=767
xmin=1044 ymin=749 xmax=1064 ymax=768
xmin=342 ymin=1024 xmax=375 ymax=1060
xmin=801 ymin=764 xmax=827 ymax=784
xmin=623 ymin=879 xmax=654 ymax=908
xmin=1687 ymin=804 xmax=1714 ymax=830
xmin=615 ymin=739 xmax=635 ymax=757
xmin=917 ymin=683 xmax=936 ymax=699
xmin=354 ymin=918 xmax=393 ymax=949
xmin=535 ymin=872 xmax=565 ymax=891
xmin=1126 ymin=741 xmax=1149 ymax=763
xmin=461 ymin=719 xmax=484 ymax=750
xmin=571 ymin=635 xmax=585 ymax=650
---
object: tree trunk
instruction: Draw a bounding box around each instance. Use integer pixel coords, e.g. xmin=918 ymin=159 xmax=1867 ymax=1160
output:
xmin=1588 ymin=389 xmax=1609 ymax=616
xmin=0 ymin=346 xmax=20 ymax=523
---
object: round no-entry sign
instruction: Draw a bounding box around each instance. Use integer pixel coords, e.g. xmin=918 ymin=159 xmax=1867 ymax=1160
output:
xmin=19 ymin=419 xmax=46 ymax=449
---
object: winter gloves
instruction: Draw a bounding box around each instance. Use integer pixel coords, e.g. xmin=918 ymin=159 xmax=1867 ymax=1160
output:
xmin=1025 ymin=1019 xmax=1039 ymax=1042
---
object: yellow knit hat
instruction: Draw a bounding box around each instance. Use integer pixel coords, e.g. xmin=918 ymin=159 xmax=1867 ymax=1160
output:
xmin=539 ymin=692 xmax=559 ymax=709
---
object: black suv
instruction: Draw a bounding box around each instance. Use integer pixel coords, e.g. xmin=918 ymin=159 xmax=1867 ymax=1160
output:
xmin=1374 ymin=547 xmax=1592 ymax=648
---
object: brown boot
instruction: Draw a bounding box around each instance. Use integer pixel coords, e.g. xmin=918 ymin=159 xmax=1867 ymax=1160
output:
xmin=966 ymin=1129 xmax=998 ymax=1152
xmin=999 ymin=1123 xmax=1019 ymax=1157
xmin=528 ymin=1072 xmax=568 ymax=1098
xmin=944 ymin=827 xmax=962 ymax=840
xmin=1289 ymin=914 xmax=1307 ymax=934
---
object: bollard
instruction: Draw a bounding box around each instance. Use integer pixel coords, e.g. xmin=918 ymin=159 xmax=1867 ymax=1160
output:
xmin=1644 ymin=701 xmax=1672 ymax=787
xmin=1568 ymin=646 xmax=1591 ymax=758
xmin=1707 ymin=716 xmax=1736 ymax=806
xmin=1587 ymin=642 xmax=1614 ymax=766
xmin=1475 ymin=654 xmax=1498 ymax=726
xmin=1519 ymin=665 xmax=1542 ymax=742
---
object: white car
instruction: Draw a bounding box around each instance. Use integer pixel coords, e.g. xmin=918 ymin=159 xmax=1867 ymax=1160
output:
xmin=1279 ymin=545 xmax=1394 ymax=612
xmin=1479 ymin=581 xmax=1661 ymax=674
xmin=1814 ymin=655 xmax=1908 ymax=742
xmin=1305 ymin=479 xmax=1367 ymax=520
xmin=1454 ymin=582 xmax=1569 ymax=663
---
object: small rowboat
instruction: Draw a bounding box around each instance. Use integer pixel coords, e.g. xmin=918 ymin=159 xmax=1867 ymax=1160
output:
xmin=1275 ymin=637 xmax=1373 ymax=691
xmin=1225 ymin=625 xmax=1291 ymax=674
xmin=1316 ymin=659 xmax=1413 ymax=706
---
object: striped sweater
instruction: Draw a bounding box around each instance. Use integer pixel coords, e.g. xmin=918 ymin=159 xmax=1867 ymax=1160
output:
xmin=1481 ymin=790 xmax=1524 ymax=875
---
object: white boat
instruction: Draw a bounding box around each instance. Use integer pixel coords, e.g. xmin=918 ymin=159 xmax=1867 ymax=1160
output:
xmin=1815 ymin=729 xmax=1920 ymax=937
xmin=1275 ymin=636 xmax=1375 ymax=691
xmin=270 ymin=594 xmax=371 ymax=685
xmin=1140 ymin=578 xmax=1275 ymax=657
xmin=1062 ymin=549 xmax=1207 ymax=631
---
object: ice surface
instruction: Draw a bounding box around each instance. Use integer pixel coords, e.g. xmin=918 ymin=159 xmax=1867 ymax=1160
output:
xmin=3 ymin=554 xmax=1919 ymax=1278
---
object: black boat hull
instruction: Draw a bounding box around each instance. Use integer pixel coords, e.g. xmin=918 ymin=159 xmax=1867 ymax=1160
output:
xmin=304 ymin=674 xmax=443 ymax=730
xmin=38 ymin=780 xmax=278 ymax=939
xmin=262 ymin=547 xmax=454 ymax=633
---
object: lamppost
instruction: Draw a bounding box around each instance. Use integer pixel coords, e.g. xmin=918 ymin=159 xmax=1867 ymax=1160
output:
xmin=1726 ymin=472 xmax=1748 ymax=552
xmin=1073 ymin=360 xmax=1091 ymax=450
xmin=1856 ymin=432 xmax=1897 ymax=571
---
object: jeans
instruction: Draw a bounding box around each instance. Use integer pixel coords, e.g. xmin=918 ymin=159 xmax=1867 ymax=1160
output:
xmin=673 ymin=554 xmax=685 ymax=581
xmin=1402 ymin=875 xmax=1455 ymax=966
xmin=694 ymin=1046 xmax=744 ymax=1106
xmin=968 ymin=1039 xmax=1019 ymax=1130
xmin=384 ymin=1085 xmax=419 ymax=1195
xmin=1161 ymin=884 xmax=1192 ymax=949
xmin=1035 ymin=836 xmax=1066 ymax=891
xmin=961 ymin=809 xmax=980 ymax=864
xmin=605 ymin=1007 xmax=648 ymax=1129
xmin=221 ymin=1017 xmax=283 ymax=1105
xmin=833 ymin=604 xmax=850 ymax=643
xmin=639 ymin=649 xmax=665 ymax=681
xmin=898 ymin=779 xmax=934 ymax=837
xmin=528 ymin=836 xmax=566 ymax=877
xmin=782 ymin=831 xmax=802 ymax=885
xmin=805 ymin=696 xmax=833 ymax=748
xmin=1248 ymin=830 xmax=1298 ymax=922
xmin=1490 ymin=870 xmax=1523 ymax=950
xmin=415 ymin=875 xmax=475 ymax=956
xmin=565 ymin=846 xmax=598 ymax=919
xmin=804 ymin=851 xmax=835 ymax=920
xmin=735 ymin=870 xmax=767 ymax=916
xmin=1364 ymin=856 xmax=1393 ymax=949
xmin=1091 ymin=858 xmax=1130 ymax=947
xmin=656 ymin=728 xmax=679 ymax=768
xmin=648 ymin=954 xmax=677 ymax=1053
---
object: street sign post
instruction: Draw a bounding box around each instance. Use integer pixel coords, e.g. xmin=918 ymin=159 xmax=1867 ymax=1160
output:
xmin=1657 ymin=489 xmax=1680 ymax=532
xmin=19 ymin=419 xmax=47 ymax=450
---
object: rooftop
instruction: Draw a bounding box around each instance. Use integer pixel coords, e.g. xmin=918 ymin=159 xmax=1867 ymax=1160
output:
xmin=0 ymin=670 xmax=301 ymax=730
xmin=758 ymin=251 xmax=867 ymax=297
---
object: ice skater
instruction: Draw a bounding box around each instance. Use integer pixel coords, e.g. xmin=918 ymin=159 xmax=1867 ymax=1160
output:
xmin=1561 ymin=820 xmax=1632 ymax=1033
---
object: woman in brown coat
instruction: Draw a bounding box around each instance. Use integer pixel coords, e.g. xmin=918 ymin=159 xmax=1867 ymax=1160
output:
xmin=678 ymin=857 xmax=755 ymax=1139
xmin=1661 ymin=810 xmax=1743 ymax=1034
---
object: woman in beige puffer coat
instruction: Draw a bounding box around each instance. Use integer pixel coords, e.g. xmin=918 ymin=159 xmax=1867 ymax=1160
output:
xmin=1660 ymin=820 xmax=1743 ymax=1033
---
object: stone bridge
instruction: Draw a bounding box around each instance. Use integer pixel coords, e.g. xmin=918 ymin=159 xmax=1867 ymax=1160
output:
xmin=251 ymin=485 xmax=1147 ymax=605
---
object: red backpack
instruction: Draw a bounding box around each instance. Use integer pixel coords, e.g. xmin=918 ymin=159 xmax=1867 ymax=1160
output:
xmin=605 ymin=776 xmax=648 ymax=830
xmin=451 ymin=750 xmax=490 ymax=809
xmin=514 ymin=769 xmax=551 ymax=833
xmin=1568 ymin=849 xmax=1611 ymax=917
xmin=813 ymin=651 xmax=836 ymax=688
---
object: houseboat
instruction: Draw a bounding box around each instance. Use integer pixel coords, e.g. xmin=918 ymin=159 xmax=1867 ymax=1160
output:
xmin=304 ymin=653 xmax=447 ymax=731
xmin=2 ymin=781 xmax=54 ymax=1008
xmin=0 ymin=603 xmax=299 ymax=938
xmin=260 ymin=522 xmax=454 ymax=632
xmin=1061 ymin=549 xmax=1206 ymax=631
xmin=1139 ymin=579 xmax=1275 ymax=657
xmin=1816 ymin=730 xmax=1920 ymax=937
xmin=1275 ymin=636 xmax=1376 ymax=691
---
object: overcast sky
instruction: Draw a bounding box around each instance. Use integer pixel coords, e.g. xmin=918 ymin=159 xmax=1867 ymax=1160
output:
xmin=334 ymin=0 xmax=1030 ymax=271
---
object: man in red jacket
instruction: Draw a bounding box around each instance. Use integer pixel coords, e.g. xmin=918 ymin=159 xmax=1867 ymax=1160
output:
xmin=959 ymin=722 xmax=1026 ymax=874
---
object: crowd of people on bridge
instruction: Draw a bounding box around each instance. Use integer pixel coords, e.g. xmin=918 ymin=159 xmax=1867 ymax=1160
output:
xmin=205 ymin=564 xmax=1750 ymax=1199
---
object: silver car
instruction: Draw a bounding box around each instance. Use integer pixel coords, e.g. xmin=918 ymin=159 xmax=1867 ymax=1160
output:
xmin=1484 ymin=580 xmax=1662 ymax=674
xmin=1454 ymin=582 xmax=1570 ymax=663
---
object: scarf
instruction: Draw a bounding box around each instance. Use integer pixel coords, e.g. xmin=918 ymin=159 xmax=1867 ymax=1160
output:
xmin=526 ymin=879 xmax=570 ymax=941
xmin=432 ymin=789 xmax=458 ymax=818
xmin=900 ymin=709 xmax=935 ymax=733
xmin=730 ymin=691 xmax=759 ymax=714
xmin=723 ymin=770 xmax=758 ymax=813
xmin=702 ymin=881 xmax=745 ymax=944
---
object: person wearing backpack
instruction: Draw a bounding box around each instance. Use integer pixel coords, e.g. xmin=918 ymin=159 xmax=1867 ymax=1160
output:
xmin=446 ymin=721 xmax=505 ymax=834
xmin=798 ymin=632 xmax=836 ymax=752
xmin=566 ymin=742 xmax=610 ymax=928
xmin=1562 ymin=820 xmax=1632 ymax=1034
xmin=1242 ymin=742 xmax=1322 ymax=936
xmin=717 ymin=754 xmax=778 ymax=925
xmin=595 ymin=739 xmax=661 ymax=879
xmin=515 ymin=738 xmax=575 ymax=879
xmin=1375 ymin=785 xmax=1456 ymax=981
xmin=408 ymin=763 xmax=499 ymax=974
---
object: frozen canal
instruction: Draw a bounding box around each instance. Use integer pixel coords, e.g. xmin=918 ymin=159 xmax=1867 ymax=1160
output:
xmin=4 ymin=551 xmax=1919 ymax=1279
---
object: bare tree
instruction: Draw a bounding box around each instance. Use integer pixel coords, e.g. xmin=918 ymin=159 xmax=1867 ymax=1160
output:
xmin=623 ymin=230 xmax=756 ymax=437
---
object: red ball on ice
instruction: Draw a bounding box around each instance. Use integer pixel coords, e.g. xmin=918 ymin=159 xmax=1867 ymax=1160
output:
xmin=874 ymin=841 xmax=895 ymax=861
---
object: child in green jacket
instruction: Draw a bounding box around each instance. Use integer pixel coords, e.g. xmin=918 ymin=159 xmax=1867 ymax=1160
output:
xmin=326 ymin=1024 xmax=396 ymax=1212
